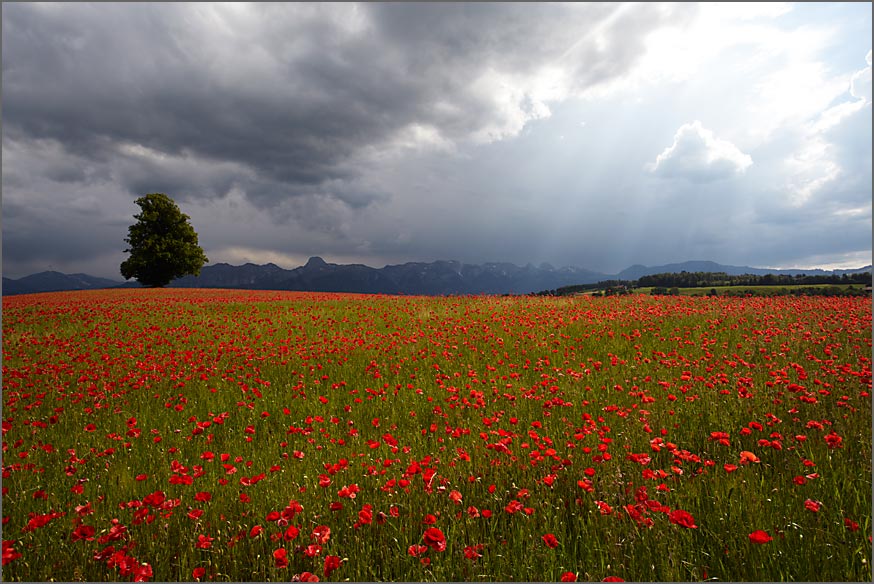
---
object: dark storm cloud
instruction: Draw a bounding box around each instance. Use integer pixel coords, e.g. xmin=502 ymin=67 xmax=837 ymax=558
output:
xmin=2 ymin=199 xmax=123 ymax=264
xmin=2 ymin=3 xmax=690 ymax=208
xmin=4 ymin=4 xmax=388 ymax=205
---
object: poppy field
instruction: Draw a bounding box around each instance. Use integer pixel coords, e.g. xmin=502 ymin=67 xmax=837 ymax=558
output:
xmin=1 ymin=289 xmax=871 ymax=582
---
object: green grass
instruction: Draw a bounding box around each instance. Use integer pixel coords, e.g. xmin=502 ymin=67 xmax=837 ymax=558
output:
xmin=1 ymin=289 xmax=871 ymax=581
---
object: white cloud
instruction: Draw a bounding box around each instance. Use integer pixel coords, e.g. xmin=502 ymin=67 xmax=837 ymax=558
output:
xmin=211 ymin=246 xmax=307 ymax=267
xmin=782 ymin=142 xmax=840 ymax=206
xmin=831 ymin=205 xmax=872 ymax=219
xmin=809 ymin=99 xmax=868 ymax=134
xmin=702 ymin=2 xmax=793 ymax=22
xmin=748 ymin=61 xmax=850 ymax=140
xmin=782 ymin=50 xmax=873 ymax=205
xmin=648 ymin=121 xmax=753 ymax=182
xmin=465 ymin=69 xmax=554 ymax=143
xmin=383 ymin=123 xmax=456 ymax=156
xmin=850 ymin=49 xmax=872 ymax=103
xmin=767 ymin=249 xmax=873 ymax=271
xmin=633 ymin=3 xmax=844 ymax=146
xmin=634 ymin=3 xmax=806 ymax=87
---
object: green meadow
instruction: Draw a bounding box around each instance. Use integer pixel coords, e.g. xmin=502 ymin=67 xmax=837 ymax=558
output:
xmin=2 ymin=289 xmax=871 ymax=582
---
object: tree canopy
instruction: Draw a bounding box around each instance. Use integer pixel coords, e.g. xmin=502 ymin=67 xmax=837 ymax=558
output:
xmin=120 ymin=193 xmax=208 ymax=287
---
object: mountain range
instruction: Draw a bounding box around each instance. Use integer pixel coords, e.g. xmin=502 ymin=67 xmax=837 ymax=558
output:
xmin=3 ymin=257 xmax=871 ymax=296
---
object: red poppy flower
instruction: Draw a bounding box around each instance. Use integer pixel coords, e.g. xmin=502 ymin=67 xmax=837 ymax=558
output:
xmin=311 ymin=525 xmax=331 ymax=544
xmin=635 ymin=486 xmax=649 ymax=502
xmin=196 ymin=534 xmax=214 ymax=549
xmin=463 ymin=545 xmax=483 ymax=560
xmin=75 ymin=503 xmax=93 ymax=516
xmin=71 ymin=525 xmax=96 ymax=542
xmin=824 ymin=432 xmax=843 ymax=449
xmin=304 ymin=544 xmax=322 ymax=558
xmin=133 ymin=563 xmax=153 ymax=582
xmin=192 ymin=567 xmax=206 ymax=580
xmin=739 ymin=451 xmax=760 ymax=465
xmin=284 ymin=500 xmax=304 ymax=519
xmin=560 ymin=572 xmax=577 ymax=582
xmin=323 ymin=555 xmax=341 ymax=579
xmin=2 ymin=541 xmax=21 ymax=566
xmin=749 ymin=530 xmax=772 ymax=544
xmin=602 ymin=577 xmax=624 ymax=582
xmin=357 ymin=505 xmax=373 ymax=526
xmin=668 ymin=509 xmax=698 ymax=529
xmin=337 ymin=484 xmax=359 ymax=499
xmin=249 ymin=525 xmax=263 ymax=538
xmin=845 ymin=518 xmax=860 ymax=531
xmin=273 ymin=548 xmax=288 ymax=569
xmin=143 ymin=491 xmax=166 ymax=507
xmin=295 ymin=572 xmax=319 ymax=582
xmin=542 ymin=533 xmax=559 ymax=548
xmin=423 ymin=527 xmax=446 ymax=552
xmin=804 ymin=499 xmax=820 ymax=513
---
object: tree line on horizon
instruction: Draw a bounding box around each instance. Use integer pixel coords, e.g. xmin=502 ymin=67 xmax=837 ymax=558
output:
xmin=535 ymin=270 xmax=872 ymax=298
xmin=637 ymin=271 xmax=872 ymax=288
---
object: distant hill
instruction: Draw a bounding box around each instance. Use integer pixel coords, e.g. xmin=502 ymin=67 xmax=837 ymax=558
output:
xmin=166 ymin=256 xmax=607 ymax=295
xmin=2 ymin=271 xmax=124 ymax=295
xmin=4 ymin=258 xmax=870 ymax=296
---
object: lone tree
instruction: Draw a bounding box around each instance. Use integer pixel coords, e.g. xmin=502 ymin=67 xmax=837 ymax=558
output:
xmin=120 ymin=193 xmax=208 ymax=287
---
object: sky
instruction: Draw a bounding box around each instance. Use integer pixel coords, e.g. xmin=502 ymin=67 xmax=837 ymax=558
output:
xmin=2 ymin=2 xmax=872 ymax=280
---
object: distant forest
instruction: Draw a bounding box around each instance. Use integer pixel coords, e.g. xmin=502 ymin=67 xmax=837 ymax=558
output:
xmin=637 ymin=271 xmax=872 ymax=288
xmin=535 ymin=271 xmax=872 ymax=297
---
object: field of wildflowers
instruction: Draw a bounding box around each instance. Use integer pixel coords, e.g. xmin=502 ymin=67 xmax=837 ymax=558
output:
xmin=1 ymin=289 xmax=871 ymax=581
